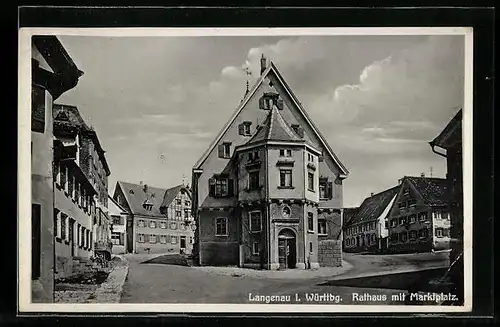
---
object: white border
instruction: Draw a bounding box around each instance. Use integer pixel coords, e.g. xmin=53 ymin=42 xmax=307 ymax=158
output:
xmin=19 ymin=27 xmax=473 ymax=313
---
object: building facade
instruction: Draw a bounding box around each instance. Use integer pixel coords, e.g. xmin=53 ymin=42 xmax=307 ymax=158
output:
xmin=108 ymin=195 xmax=128 ymax=254
xmin=344 ymin=187 xmax=399 ymax=253
xmin=31 ymin=36 xmax=83 ymax=302
xmin=429 ymin=109 xmax=463 ymax=304
xmin=191 ymin=57 xmax=349 ymax=270
xmin=52 ymin=104 xmax=111 ymax=279
xmin=113 ymin=182 xmax=195 ymax=254
xmin=387 ymin=176 xmax=451 ymax=253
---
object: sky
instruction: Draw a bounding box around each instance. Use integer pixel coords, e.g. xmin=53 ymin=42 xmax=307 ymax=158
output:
xmin=56 ymin=33 xmax=464 ymax=207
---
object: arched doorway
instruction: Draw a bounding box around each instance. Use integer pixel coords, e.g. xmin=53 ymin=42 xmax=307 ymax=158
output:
xmin=278 ymin=228 xmax=296 ymax=269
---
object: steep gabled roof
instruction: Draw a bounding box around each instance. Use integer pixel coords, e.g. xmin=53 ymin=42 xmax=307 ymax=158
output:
xmin=346 ymin=186 xmax=400 ymax=226
xmin=430 ymin=109 xmax=462 ymax=149
xmin=406 ymin=176 xmax=448 ymax=206
xmin=108 ymin=194 xmax=128 ymax=214
xmin=342 ymin=207 xmax=360 ymax=226
xmin=193 ymin=62 xmax=348 ymax=176
xmin=161 ymin=184 xmax=191 ymax=208
xmin=116 ymin=181 xmax=190 ymax=217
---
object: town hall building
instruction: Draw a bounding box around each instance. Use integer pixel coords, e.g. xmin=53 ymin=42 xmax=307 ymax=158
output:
xmin=191 ymin=56 xmax=349 ymax=270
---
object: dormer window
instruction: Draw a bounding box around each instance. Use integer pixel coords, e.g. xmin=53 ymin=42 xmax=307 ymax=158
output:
xmin=259 ymin=92 xmax=283 ymax=110
xmin=238 ymin=121 xmax=252 ymax=136
xmin=291 ymin=124 xmax=305 ymax=138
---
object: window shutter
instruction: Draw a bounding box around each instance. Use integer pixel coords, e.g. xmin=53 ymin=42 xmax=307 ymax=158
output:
xmin=228 ymin=179 xmax=234 ymax=197
xmin=218 ymin=144 xmax=224 ymax=158
xmin=259 ymin=96 xmax=265 ymax=109
xmin=327 ymin=181 xmax=333 ymax=199
xmin=238 ymin=123 xmax=244 ymax=135
xmin=277 ymin=98 xmax=284 ymax=110
xmin=208 ymin=178 xmax=216 ymax=197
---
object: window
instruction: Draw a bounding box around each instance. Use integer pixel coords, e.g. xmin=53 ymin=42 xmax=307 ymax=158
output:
xmin=184 ymin=209 xmax=190 ymax=219
xmin=309 ymin=242 xmax=313 ymax=253
xmin=279 ymin=169 xmax=293 ymax=187
xmin=160 ymin=235 xmax=167 ymax=244
xmin=171 ymin=236 xmax=178 ymax=244
xmin=279 ymin=149 xmax=292 ymax=157
xmin=149 ymin=234 xmax=157 ymax=243
xmin=170 ymin=222 xmax=177 ymax=230
xmin=318 ymin=219 xmax=327 ymax=235
xmin=391 ymin=219 xmax=397 ymax=227
xmin=218 ymin=142 xmax=232 ymax=159
xmin=185 ymin=200 xmax=190 ymax=207
xmin=239 ymin=122 xmax=252 ymax=136
xmin=248 ymin=151 xmax=260 ymax=161
xmin=346 ymin=238 xmax=350 ymax=246
xmin=249 ymin=211 xmax=262 ymax=232
xmin=400 ymin=231 xmax=408 ymax=242
xmin=149 ymin=220 xmax=157 ymax=228
xmin=409 ymin=230 xmax=418 ymax=240
xmin=408 ymin=199 xmax=417 ymax=207
xmin=419 ymin=228 xmax=429 ymax=239
xmin=252 ymin=242 xmax=259 ymax=255
xmin=307 ymin=172 xmax=314 ymax=191
xmin=215 ymin=217 xmax=228 ymax=236
xmin=249 ymin=171 xmax=260 ymax=190
xmin=209 ymin=177 xmax=233 ymax=198
xmin=32 ymin=204 xmax=41 ymax=280
xmin=307 ymin=212 xmax=314 ymax=232
xmin=112 ymin=216 xmax=122 ymax=225
xmin=160 ymin=221 xmax=167 ymax=229
xmin=403 ymin=188 xmax=410 ymax=196
xmin=259 ymin=93 xmax=279 ymax=110
xmin=61 ymin=214 xmax=67 ymax=240
xmin=443 ymin=228 xmax=450 ymax=237
xmin=434 ymin=210 xmax=442 ymax=220
xmin=112 ymin=232 xmax=124 ymax=245
xmin=398 ymin=202 xmax=406 ymax=209
xmin=189 ymin=237 xmax=193 ymax=244
xmin=319 ymin=178 xmax=333 ymax=200
xmin=391 ymin=233 xmax=399 ymax=243
xmin=176 ymin=199 xmax=182 ymax=205
xmin=435 ymin=228 xmax=443 ymax=237
xmin=371 ymin=234 xmax=377 ymax=243
xmin=31 ymin=85 xmax=45 ymax=133
xmin=409 ymin=215 xmax=417 ymax=224
xmin=418 ymin=212 xmax=428 ymax=222
xmin=399 ymin=217 xmax=407 ymax=225
xmin=176 ymin=211 xmax=181 ymax=218
xmin=137 ymin=219 xmax=145 ymax=227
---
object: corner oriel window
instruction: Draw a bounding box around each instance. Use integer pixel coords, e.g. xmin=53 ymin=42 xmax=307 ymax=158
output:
xmin=248 ymin=171 xmax=260 ymax=190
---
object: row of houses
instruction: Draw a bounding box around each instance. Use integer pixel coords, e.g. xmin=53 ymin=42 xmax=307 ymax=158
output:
xmin=343 ymin=175 xmax=452 ymax=254
xmin=31 ymin=36 xmax=196 ymax=303
xmin=31 ymin=36 xmax=116 ymax=303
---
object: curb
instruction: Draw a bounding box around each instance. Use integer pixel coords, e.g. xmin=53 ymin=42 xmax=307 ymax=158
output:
xmin=93 ymin=255 xmax=129 ymax=303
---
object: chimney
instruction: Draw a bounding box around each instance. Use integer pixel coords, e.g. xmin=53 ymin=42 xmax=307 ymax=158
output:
xmin=370 ymin=192 xmax=374 ymax=197
xmin=143 ymin=184 xmax=148 ymax=193
xmin=140 ymin=180 xmax=143 ymax=186
xmin=398 ymin=178 xmax=403 ymax=185
xmin=260 ymin=54 xmax=267 ymax=75
xmin=421 ymin=173 xmax=425 ymax=177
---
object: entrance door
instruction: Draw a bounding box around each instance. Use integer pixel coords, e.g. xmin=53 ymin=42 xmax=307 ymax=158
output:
xmin=278 ymin=229 xmax=297 ymax=270
xmin=278 ymin=239 xmax=287 ymax=269
xmin=180 ymin=236 xmax=186 ymax=250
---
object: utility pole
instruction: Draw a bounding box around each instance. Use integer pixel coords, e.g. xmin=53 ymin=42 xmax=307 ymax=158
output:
xmin=430 ymin=166 xmax=433 ymax=178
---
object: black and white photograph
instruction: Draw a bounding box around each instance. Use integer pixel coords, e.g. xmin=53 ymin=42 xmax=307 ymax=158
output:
xmin=19 ymin=26 xmax=473 ymax=313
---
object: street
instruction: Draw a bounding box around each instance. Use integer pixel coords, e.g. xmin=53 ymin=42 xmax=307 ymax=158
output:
xmin=120 ymin=251 xmax=449 ymax=304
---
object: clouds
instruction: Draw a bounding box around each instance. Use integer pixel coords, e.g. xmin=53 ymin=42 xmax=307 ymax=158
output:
xmin=57 ymin=34 xmax=464 ymax=207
